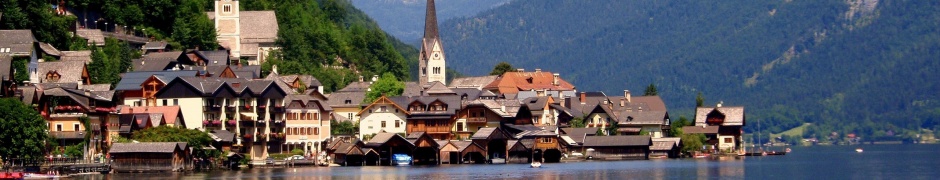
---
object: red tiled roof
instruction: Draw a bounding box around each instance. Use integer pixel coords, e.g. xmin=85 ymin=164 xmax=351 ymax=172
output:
xmin=483 ymin=71 xmax=574 ymax=94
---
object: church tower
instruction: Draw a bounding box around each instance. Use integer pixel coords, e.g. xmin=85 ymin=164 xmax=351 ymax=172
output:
xmin=419 ymin=0 xmax=446 ymax=87
xmin=214 ymin=0 xmax=241 ymax=58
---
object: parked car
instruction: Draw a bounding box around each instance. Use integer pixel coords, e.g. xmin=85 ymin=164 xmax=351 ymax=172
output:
xmin=265 ymin=157 xmax=274 ymax=164
xmin=290 ymin=155 xmax=305 ymax=160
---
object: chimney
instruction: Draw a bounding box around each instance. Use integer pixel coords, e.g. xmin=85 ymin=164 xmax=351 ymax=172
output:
xmin=625 ymin=90 xmax=631 ymax=103
xmin=535 ymin=68 xmax=541 ymax=73
xmin=358 ymin=75 xmax=364 ymax=82
xmin=516 ymin=68 xmax=525 ymax=72
xmin=553 ymin=73 xmax=560 ymax=85
xmin=580 ymin=92 xmax=586 ymax=104
xmin=559 ymin=94 xmax=567 ymax=108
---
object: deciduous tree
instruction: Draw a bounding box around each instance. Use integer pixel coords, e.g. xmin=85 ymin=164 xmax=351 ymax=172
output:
xmin=0 ymin=98 xmax=49 ymax=160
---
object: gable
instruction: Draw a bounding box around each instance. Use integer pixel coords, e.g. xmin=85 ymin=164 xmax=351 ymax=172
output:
xmin=155 ymin=78 xmax=204 ymax=98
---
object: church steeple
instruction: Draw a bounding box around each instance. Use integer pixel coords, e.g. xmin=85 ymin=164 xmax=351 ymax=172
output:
xmin=419 ymin=0 xmax=446 ymax=87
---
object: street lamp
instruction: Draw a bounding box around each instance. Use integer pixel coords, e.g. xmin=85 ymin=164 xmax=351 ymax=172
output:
xmin=104 ymin=22 xmax=108 ymax=32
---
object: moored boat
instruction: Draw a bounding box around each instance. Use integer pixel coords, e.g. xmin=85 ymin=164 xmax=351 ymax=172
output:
xmin=393 ymin=154 xmax=412 ymax=166
xmin=856 ymin=148 xmax=863 ymax=153
xmin=530 ymin=162 xmax=541 ymax=168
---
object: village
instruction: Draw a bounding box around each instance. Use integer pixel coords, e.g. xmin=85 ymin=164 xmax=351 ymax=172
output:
xmin=0 ymin=0 xmax=749 ymax=174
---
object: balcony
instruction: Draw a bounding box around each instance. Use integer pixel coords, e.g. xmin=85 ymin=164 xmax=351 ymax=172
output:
xmin=227 ymin=120 xmax=237 ymax=126
xmin=203 ymin=120 xmax=223 ymax=127
xmin=272 ymin=105 xmax=285 ymax=113
xmin=93 ymin=106 xmax=117 ymax=113
xmin=225 ymin=105 xmax=237 ymax=112
xmin=257 ymin=105 xmax=267 ymax=110
xmin=242 ymin=105 xmax=253 ymax=111
xmin=204 ymin=105 xmax=221 ymax=112
xmin=242 ymin=134 xmax=254 ymax=142
xmin=269 ymin=133 xmax=285 ymax=141
xmin=467 ymin=117 xmax=487 ymax=123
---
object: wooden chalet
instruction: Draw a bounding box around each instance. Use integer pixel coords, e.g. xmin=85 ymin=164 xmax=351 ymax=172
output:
xmin=109 ymin=142 xmax=190 ymax=172
xmin=391 ymin=95 xmax=461 ymax=140
xmin=582 ymin=135 xmax=651 ymax=160
xmin=470 ymin=127 xmax=512 ymax=163
xmin=457 ymin=99 xmax=514 ymax=139
xmin=438 ymin=141 xmax=486 ymax=164
xmin=685 ymin=105 xmax=745 ymax=152
xmin=363 ymin=133 xmax=415 ymax=166
xmin=406 ymin=132 xmax=441 ymax=165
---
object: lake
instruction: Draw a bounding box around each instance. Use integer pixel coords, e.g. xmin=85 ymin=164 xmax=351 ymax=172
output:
xmin=75 ymin=144 xmax=940 ymax=179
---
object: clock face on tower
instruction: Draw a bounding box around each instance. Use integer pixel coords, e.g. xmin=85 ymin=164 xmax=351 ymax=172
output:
xmin=433 ymin=52 xmax=440 ymax=60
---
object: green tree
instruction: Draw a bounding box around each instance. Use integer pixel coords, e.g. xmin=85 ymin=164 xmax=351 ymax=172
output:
xmin=696 ymin=92 xmax=705 ymax=107
xmin=87 ymin=44 xmax=119 ymax=85
xmin=331 ymin=120 xmax=357 ymax=135
xmin=363 ymin=73 xmax=405 ymax=104
xmin=680 ymin=133 xmax=707 ymax=154
xmin=489 ymin=62 xmax=514 ymax=75
xmin=131 ymin=126 xmax=212 ymax=150
xmin=638 ymin=129 xmax=650 ymax=136
xmin=569 ymin=117 xmax=586 ymax=128
xmin=171 ymin=0 xmax=217 ymax=50
xmin=595 ymin=127 xmax=605 ymax=136
xmin=670 ymin=116 xmax=691 ymax=137
xmin=644 ymin=83 xmax=658 ymax=96
xmin=0 ymin=98 xmax=49 ymax=160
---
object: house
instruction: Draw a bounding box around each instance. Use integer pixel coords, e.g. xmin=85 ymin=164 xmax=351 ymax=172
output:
xmin=616 ymin=111 xmax=670 ymax=138
xmin=207 ymin=0 xmax=279 ymax=65
xmin=514 ymin=129 xmax=564 ymax=163
xmin=565 ymin=91 xmax=672 ymax=136
xmin=265 ymin=67 xmax=324 ymax=94
xmin=209 ymin=130 xmax=236 ymax=152
xmin=34 ymin=61 xmax=90 ymax=84
xmin=154 ymin=77 xmax=288 ymax=161
xmin=327 ymin=80 xmax=371 ymax=123
xmin=358 ymin=95 xmax=409 ymax=137
xmin=391 ymin=95 xmax=461 ymax=140
xmin=438 ymin=140 xmax=486 ymax=164
xmin=38 ymin=86 xmax=117 ymax=150
xmin=75 ymin=29 xmax=105 ymax=47
xmin=650 ymin=137 xmax=681 ymax=158
xmin=558 ymin=127 xmax=598 ymax=155
xmin=54 ymin=51 xmax=93 ymax=63
xmin=115 ymin=71 xmax=199 ymax=106
xmin=455 ymin=99 xmax=513 ymax=139
xmin=582 ymin=135 xmax=651 ymax=160
xmin=330 ymin=140 xmax=365 ymax=166
xmin=281 ymin=93 xmax=332 ymax=155
xmin=109 ymin=142 xmax=190 ymax=172
xmin=483 ymin=69 xmax=575 ymax=96
xmin=685 ymin=104 xmax=745 ymax=152
xmin=132 ymin=51 xmax=183 ymax=71
xmin=142 ymin=41 xmax=169 ymax=54
xmin=405 ymin=132 xmax=441 ymax=165
xmin=519 ymin=96 xmax=574 ymax=129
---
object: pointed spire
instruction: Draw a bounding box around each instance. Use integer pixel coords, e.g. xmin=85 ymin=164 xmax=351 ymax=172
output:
xmin=424 ymin=0 xmax=440 ymax=41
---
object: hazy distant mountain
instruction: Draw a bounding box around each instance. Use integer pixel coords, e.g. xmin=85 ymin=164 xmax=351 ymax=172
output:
xmin=438 ymin=0 xmax=940 ymax=135
xmin=351 ymin=0 xmax=511 ymax=44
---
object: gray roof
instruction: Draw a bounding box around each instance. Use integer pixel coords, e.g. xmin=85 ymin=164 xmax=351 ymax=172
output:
xmin=451 ymin=88 xmax=482 ymax=100
xmin=38 ymin=42 xmax=60 ymax=56
xmin=425 ymin=81 xmax=455 ymax=95
xmin=650 ymin=141 xmax=676 ymax=151
xmin=470 ymin=127 xmax=511 ymax=140
xmin=115 ymin=71 xmax=199 ymax=91
xmin=682 ymin=126 xmax=720 ymax=134
xmin=695 ymin=106 xmax=745 ymax=126
xmin=338 ymin=81 xmax=372 ymax=92
xmin=75 ymin=29 xmax=105 ymax=46
xmin=582 ymin=135 xmax=651 ymax=147
xmin=365 ymin=133 xmax=412 ymax=148
xmin=389 ymin=95 xmax=461 ymax=117
xmin=59 ymin=51 xmax=92 ymax=63
xmin=560 ymin=128 xmax=598 ymax=144
xmin=210 ymin=130 xmax=236 ymax=143
xmin=402 ymin=82 xmax=421 ymax=96
xmin=37 ymin=61 xmax=85 ymax=83
xmin=284 ymin=94 xmax=332 ymax=111
xmin=81 ymin=84 xmax=111 ymax=91
xmin=19 ymin=86 xmax=36 ymax=105
xmin=463 ymin=99 xmax=513 ymax=117
xmin=160 ymin=77 xmax=280 ymax=97
xmin=0 ymin=30 xmax=36 ymax=56
xmin=617 ymin=111 xmax=668 ymax=126
xmin=143 ymin=41 xmax=168 ymax=50
xmin=110 ymin=142 xmax=186 ymax=153
xmin=230 ymin=65 xmax=262 ymax=79
xmin=133 ymin=51 xmax=182 ymax=71
xmin=448 ymin=75 xmax=498 ymax=89
xmin=327 ymin=91 xmax=367 ymax=107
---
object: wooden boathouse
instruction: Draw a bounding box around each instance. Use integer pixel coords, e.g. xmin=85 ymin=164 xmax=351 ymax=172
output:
xmin=109 ymin=142 xmax=190 ymax=172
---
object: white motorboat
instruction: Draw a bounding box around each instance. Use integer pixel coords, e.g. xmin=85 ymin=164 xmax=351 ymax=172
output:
xmin=530 ymin=162 xmax=541 ymax=168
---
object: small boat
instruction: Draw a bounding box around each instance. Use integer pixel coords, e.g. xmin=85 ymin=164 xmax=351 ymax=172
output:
xmin=785 ymin=148 xmax=792 ymax=153
xmin=530 ymin=162 xmax=542 ymax=168
xmin=489 ymin=157 xmax=506 ymax=164
xmin=856 ymin=148 xmax=863 ymax=153
xmin=765 ymin=151 xmax=786 ymax=156
xmin=393 ymin=154 xmax=412 ymax=166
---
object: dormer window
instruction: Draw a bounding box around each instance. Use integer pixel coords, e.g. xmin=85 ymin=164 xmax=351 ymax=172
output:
xmin=45 ymin=71 xmax=61 ymax=82
xmin=344 ymin=99 xmax=352 ymax=104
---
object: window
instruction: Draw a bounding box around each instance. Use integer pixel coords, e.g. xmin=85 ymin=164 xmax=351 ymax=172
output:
xmin=313 ymin=113 xmax=319 ymax=120
xmin=162 ymin=99 xmax=168 ymax=106
xmin=73 ymin=123 xmax=80 ymax=131
xmin=381 ymin=121 xmax=387 ymax=128
xmin=395 ymin=120 xmax=400 ymax=128
xmin=422 ymin=67 xmax=426 ymax=75
xmin=173 ymin=99 xmax=179 ymax=106
xmin=314 ymin=127 xmax=319 ymax=135
xmin=134 ymin=101 xmax=142 ymax=106
xmin=380 ymin=106 xmax=387 ymax=112
xmin=456 ymin=122 xmax=463 ymax=132
xmin=541 ymin=137 xmax=553 ymax=143
xmin=300 ymin=127 xmax=306 ymax=135
xmin=307 ymin=127 xmax=313 ymax=135
xmin=368 ymin=126 xmax=373 ymax=129
xmin=223 ymin=4 xmax=232 ymax=13
xmin=347 ymin=113 xmax=353 ymax=120
xmin=56 ymin=124 xmax=63 ymax=131
xmin=724 ymin=138 xmax=733 ymax=143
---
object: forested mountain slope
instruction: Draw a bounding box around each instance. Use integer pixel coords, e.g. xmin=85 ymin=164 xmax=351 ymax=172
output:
xmin=440 ymin=0 xmax=940 ymax=140
xmin=351 ymin=0 xmax=511 ymax=44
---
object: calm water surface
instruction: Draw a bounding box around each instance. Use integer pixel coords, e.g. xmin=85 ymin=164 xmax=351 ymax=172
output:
xmin=77 ymin=144 xmax=940 ymax=179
